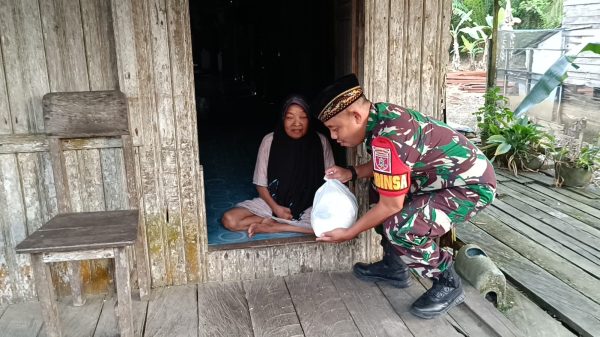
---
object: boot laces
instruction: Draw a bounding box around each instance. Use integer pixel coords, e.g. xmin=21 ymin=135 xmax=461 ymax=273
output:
xmin=424 ymin=280 xmax=453 ymax=299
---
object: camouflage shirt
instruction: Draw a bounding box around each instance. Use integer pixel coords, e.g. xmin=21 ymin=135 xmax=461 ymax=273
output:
xmin=366 ymin=102 xmax=496 ymax=193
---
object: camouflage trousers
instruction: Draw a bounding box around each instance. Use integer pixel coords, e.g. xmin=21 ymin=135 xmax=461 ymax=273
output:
xmin=373 ymin=184 xmax=495 ymax=278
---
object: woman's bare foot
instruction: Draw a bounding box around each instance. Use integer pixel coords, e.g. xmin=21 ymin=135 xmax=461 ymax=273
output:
xmin=247 ymin=218 xmax=279 ymax=238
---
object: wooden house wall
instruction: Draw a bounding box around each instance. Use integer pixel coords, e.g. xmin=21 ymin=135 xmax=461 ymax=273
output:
xmin=110 ymin=0 xmax=205 ymax=289
xmin=562 ymin=0 xmax=600 ymax=140
xmin=0 ymin=0 xmax=452 ymax=303
xmin=0 ymin=0 xmax=206 ymax=304
xmin=0 ymin=0 xmax=126 ymax=302
xmin=363 ymin=0 xmax=452 ymax=120
xmin=563 ymin=0 xmax=600 ymax=87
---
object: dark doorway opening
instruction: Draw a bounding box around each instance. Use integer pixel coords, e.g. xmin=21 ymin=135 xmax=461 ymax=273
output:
xmin=189 ymin=0 xmax=350 ymax=247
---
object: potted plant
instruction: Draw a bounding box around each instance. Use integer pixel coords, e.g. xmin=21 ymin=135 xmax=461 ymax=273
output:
xmin=481 ymin=117 xmax=554 ymax=175
xmin=553 ymin=145 xmax=600 ymax=188
xmin=475 ymin=89 xmax=554 ymax=176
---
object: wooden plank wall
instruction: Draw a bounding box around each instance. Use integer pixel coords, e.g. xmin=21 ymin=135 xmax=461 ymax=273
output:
xmin=110 ymin=0 xmax=205 ymax=288
xmin=563 ymin=0 xmax=600 ymax=88
xmin=0 ymin=0 xmax=128 ymax=302
xmin=205 ymin=242 xmax=361 ymax=282
xmin=0 ymin=0 xmax=205 ymax=303
xmin=562 ymin=0 xmax=600 ymax=141
xmin=363 ymin=0 xmax=451 ymax=120
xmin=356 ymin=0 xmax=452 ymax=262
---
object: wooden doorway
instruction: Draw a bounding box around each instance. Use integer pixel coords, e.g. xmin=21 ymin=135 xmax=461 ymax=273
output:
xmin=189 ymin=0 xmax=357 ymax=249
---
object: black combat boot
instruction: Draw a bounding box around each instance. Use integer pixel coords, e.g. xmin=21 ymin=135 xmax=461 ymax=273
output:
xmin=352 ymin=240 xmax=411 ymax=288
xmin=409 ymin=264 xmax=465 ymax=319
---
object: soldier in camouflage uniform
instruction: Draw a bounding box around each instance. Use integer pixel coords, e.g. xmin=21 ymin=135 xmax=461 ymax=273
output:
xmin=314 ymin=74 xmax=496 ymax=319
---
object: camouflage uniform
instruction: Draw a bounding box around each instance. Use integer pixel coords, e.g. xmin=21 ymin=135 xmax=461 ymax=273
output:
xmin=366 ymin=103 xmax=496 ymax=278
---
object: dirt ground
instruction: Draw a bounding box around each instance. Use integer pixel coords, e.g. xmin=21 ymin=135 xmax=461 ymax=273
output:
xmin=445 ymin=84 xmax=484 ymax=131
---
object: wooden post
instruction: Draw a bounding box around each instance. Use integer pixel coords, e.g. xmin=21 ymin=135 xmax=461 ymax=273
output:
xmin=68 ymin=261 xmax=85 ymax=306
xmin=486 ymin=0 xmax=500 ymax=102
xmin=503 ymin=48 xmax=510 ymax=96
xmin=47 ymin=138 xmax=70 ymax=214
xmin=114 ymin=247 xmax=135 ymax=337
xmin=122 ymin=134 xmax=150 ymax=300
xmin=526 ymin=48 xmax=533 ymax=94
xmin=49 ymin=137 xmax=85 ymax=306
xmin=32 ymin=254 xmax=62 ymax=337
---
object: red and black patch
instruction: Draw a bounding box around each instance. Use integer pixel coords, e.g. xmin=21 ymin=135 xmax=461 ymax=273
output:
xmin=372 ymin=136 xmax=410 ymax=196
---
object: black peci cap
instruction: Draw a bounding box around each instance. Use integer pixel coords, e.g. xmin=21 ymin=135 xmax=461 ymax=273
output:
xmin=314 ymin=74 xmax=363 ymax=122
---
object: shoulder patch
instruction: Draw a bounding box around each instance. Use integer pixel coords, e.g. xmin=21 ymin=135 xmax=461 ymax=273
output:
xmin=373 ymin=146 xmax=392 ymax=173
xmin=371 ymin=136 xmax=410 ymax=196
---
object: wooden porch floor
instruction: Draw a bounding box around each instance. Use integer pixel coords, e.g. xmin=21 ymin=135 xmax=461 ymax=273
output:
xmin=2 ymin=169 xmax=599 ymax=337
xmin=458 ymin=169 xmax=600 ymax=337
xmin=0 ymin=271 xmax=523 ymax=337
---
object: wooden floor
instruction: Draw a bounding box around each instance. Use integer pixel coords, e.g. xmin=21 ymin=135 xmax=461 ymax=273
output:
xmin=0 ymin=270 xmax=524 ymax=337
xmin=2 ymin=169 xmax=599 ymax=337
xmin=458 ymin=169 xmax=600 ymax=337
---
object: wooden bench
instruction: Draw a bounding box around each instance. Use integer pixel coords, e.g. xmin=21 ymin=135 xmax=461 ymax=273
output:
xmin=15 ymin=90 xmax=148 ymax=337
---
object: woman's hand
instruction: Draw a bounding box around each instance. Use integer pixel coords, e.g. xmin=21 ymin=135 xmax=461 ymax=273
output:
xmin=273 ymin=205 xmax=293 ymax=220
xmin=324 ymin=165 xmax=352 ymax=183
xmin=316 ymin=228 xmax=355 ymax=243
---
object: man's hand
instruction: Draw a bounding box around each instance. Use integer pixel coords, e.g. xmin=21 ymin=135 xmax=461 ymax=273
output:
xmin=324 ymin=165 xmax=352 ymax=183
xmin=316 ymin=228 xmax=355 ymax=243
xmin=273 ymin=205 xmax=293 ymax=220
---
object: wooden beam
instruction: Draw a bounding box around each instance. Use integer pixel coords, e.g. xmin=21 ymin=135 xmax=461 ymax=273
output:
xmin=0 ymin=134 xmax=124 ymax=154
xmin=42 ymin=249 xmax=115 ymax=263
xmin=31 ymin=254 xmax=61 ymax=337
xmin=486 ymin=0 xmax=500 ymax=93
xmin=114 ymin=247 xmax=134 ymax=337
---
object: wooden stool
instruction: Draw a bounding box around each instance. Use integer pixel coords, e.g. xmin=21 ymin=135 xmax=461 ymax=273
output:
xmin=16 ymin=211 xmax=138 ymax=337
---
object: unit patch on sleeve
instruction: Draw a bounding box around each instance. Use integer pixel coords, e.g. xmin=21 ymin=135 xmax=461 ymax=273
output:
xmin=371 ymin=136 xmax=410 ymax=196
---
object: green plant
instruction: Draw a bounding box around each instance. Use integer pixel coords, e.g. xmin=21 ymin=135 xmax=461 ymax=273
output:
xmin=516 ymin=0 xmax=563 ymax=29
xmin=474 ymin=87 xmax=514 ymax=143
xmin=461 ymin=25 xmax=490 ymax=69
xmin=451 ymin=5 xmax=473 ymax=70
xmin=458 ymin=9 xmax=505 ymax=70
xmin=552 ymin=144 xmax=599 ymax=187
xmin=515 ymin=43 xmax=600 ymax=118
xmin=553 ymin=145 xmax=600 ymax=170
xmin=462 ymin=0 xmax=490 ymax=27
xmin=481 ymin=117 xmax=554 ymax=175
xmin=460 ymin=35 xmax=484 ymax=70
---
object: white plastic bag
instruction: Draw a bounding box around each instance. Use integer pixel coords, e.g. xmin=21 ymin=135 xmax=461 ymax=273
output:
xmin=311 ymin=178 xmax=358 ymax=237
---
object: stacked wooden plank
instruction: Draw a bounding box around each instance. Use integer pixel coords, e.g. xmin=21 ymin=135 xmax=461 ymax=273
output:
xmin=446 ymin=71 xmax=488 ymax=93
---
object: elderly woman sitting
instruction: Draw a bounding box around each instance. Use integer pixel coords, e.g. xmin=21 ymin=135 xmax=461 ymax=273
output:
xmin=221 ymin=95 xmax=334 ymax=237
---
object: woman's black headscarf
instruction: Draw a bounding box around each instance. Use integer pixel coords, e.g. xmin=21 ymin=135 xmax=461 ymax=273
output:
xmin=267 ymin=95 xmax=325 ymax=219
